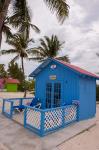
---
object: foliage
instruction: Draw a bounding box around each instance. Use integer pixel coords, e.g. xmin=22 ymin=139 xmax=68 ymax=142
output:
xmin=96 ymin=85 xmax=99 ymax=101
xmin=8 ymin=0 xmax=40 ymax=39
xmin=0 ymin=0 xmax=40 ymax=46
xmin=29 ymin=35 xmax=70 ymax=62
xmin=0 ymin=0 xmax=4 ymax=12
xmin=7 ymin=62 xmax=35 ymax=91
xmin=44 ymin=0 xmax=69 ymax=23
xmin=0 ymin=33 xmax=34 ymax=74
xmin=22 ymin=79 xmax=35 ymax=91
xmin=28 ymin=79 xmax=35 ymax=91
xmin=7 ymin=62 xmax=25 ymax=91
xmin=0 ymin=0 xmax=69 ymax=46
xmin=56 ymin=55 xmax=70 ymax=63
xmin=0 ymin=64 xmax=8 ymax=78
xmin=2 ymin=18 xmax=13 ymax=40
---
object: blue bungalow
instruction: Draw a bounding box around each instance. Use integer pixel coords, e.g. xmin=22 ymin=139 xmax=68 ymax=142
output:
xmin=30 ymin=58 xmax=99 ymax=121
xmin=2 ymin=58 xmax=99 ymax=136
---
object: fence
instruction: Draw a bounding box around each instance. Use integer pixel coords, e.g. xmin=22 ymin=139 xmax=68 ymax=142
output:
xmin=24 ymin=104 xmax=78 ymax=136
xmin=2 ymin=98 xmax=78 ymax=136
xmin=2 ymin=98 xmax=33 ymax=124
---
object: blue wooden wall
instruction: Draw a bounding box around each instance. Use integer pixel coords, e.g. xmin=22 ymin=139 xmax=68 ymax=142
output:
xmin=35 ymin=60 xmax=79 ymax=108
xmin=79 ymin=77 xmax=96 ymax=120
xmin=34 ymin=59 xmax=96 ymax=120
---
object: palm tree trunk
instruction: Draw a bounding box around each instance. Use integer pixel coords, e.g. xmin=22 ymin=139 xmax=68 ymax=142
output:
xmin=0 ymin=0 xmax=11 ymax=47
xmin=21 ymin=57 xmax=27 ymax=98
xmin=21 ymin=57 xmax=25 ymax=75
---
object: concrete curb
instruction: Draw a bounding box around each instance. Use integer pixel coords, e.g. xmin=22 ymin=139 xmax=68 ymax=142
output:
xmin=52 ymin=123 xmax=96 ymax=150
xmin=42 ymin=118 xmax=96 ymax=150
xmin=57 ymin=123 xmax=96 ymax=146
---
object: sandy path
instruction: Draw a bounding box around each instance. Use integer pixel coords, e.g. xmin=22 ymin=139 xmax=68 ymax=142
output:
xmin=0 ymin=92 xmax=33 ymax=99
xmin=58 ymin=104 xmax=99 ymax=150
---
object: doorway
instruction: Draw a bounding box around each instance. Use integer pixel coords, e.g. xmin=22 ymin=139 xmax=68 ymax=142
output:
xmin=46 ymin=82 xmax=61 ymax=108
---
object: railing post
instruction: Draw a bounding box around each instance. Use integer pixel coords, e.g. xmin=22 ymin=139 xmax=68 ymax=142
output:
xmin=10 ymin=101 xmax=13 ymax=119
xmin=76 ymin=105 xmax=79 ymax=121
xmin=24 ymin=107 xmax=27 ymax=128
xmin=2 ymin=99 xmax=5 ymax=113
xmin=20 ymin=98 xmax=23 ymax=107
xmin=62 ymin=107 xmax=65 ymax=127
xmin=40 ymin=110 xmax=45 ymax=136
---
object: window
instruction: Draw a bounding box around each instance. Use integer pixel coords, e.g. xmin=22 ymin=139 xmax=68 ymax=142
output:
xmin=54 ymin=83 xmax=61 ymax=107
xmin=46 ymin=83 xmax=52 ymax=108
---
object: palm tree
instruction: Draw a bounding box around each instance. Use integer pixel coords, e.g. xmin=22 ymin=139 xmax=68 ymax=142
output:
xmin=0 ymin=0 xmax=69 ymax=46
xmin=29 ymin=35 xmax=70 ymax=63
xmin=8 ymin=0 xmax=40 ymax=39
xmin=0 ymin=0 xmax=11 ymax=46
xmin=0 ymin=18 xmax=13 ymax=44
xmin=0 ymin=0 xmax=40 ymax=46
xmin=0 ymin=34 xmax=33 ymax=75
xmin=0 ymin=33 xmax=35 ymax=97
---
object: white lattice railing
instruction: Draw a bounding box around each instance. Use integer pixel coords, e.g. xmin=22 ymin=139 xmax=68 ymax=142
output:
xmin=26 ymin=108 xmax=41 ymax=129
xmin=2 ymin=98 xmax=78 ymax=136
xmin=44 ymin=108 xmax=63 ymax=131
xmin=64 ymin=105 xmax=77 ymax=124
xmin=25 ymin=104 xmax=78 ymax=136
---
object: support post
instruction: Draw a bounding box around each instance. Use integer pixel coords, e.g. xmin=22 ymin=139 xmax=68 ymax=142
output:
xmin=40 ymin=110 xmax=45 ymax=136
xmin=62 ymin=107 xmax=65 ymax=127
xmin=10 ymin=101 xmax=13 ymax=119
xmin=2 ymin=99 xmax=5 ymax=113
xmin=24 ymin=107 xmax=27 ymax=128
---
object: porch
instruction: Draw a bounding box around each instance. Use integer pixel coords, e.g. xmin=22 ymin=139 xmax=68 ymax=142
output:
xmin=2 ymin=98 xmax=78 ymax=136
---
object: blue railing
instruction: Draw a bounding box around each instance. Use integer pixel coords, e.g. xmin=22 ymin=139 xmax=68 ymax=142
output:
xmin=24 ymin=104 xmax=78 ymax=136
xmin=2 ymin=98 xmax=33 ymax=119
xmin=2 ymin=99 xmax=13 ymax=118
xmin=2 ymin=98 xmax=78 ymax=136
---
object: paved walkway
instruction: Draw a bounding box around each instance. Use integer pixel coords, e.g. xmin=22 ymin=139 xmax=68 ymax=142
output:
xmin=0 ymin=93 xmax=98 ymax=150
xmin=0 ymin=113 xmax=96 ymax=150
xmin=58 ymin=105 xmax=99 ymax=150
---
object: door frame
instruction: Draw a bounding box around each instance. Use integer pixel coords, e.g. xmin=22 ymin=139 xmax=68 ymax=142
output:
xmin=45 ymin=80 xmax=62 ymax=108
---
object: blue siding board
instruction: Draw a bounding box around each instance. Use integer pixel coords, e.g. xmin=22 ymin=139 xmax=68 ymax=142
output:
xmin=79 ymin=77 xmax=96 ymax=120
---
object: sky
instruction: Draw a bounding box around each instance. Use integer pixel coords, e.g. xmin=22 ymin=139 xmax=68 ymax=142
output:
xmin=0 ymin=0 xmax=99 ymax=77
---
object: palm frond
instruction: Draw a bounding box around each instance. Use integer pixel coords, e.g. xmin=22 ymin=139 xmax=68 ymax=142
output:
xmin=2 ymin=22 xmax=13 ymax=40
xmin=29 ymin=56 xmax=45 ymax=62
xmin=9 ymin=0 xmax=40 ymax=38
xmin=28 ymin=35 xmax=68 ymax=62
xmin=39 ymin=38 xmax=49 ymax=52
xmin=56 ymin=55 xmax=70 ymax=63
xmin=27 ymin=38 xmax=34 ymax=44
xmin=10 ymin=55 xmax=19 ymax=63
xmin=27 ymin=47 xmax=48 ymax=58
xmin=44 ymin=0 xmax=69 ymax=23
xmin=30 ymin=23 xmax=40 ymax=33
xmin=0 ymin=49 xmax=17 ymax=56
